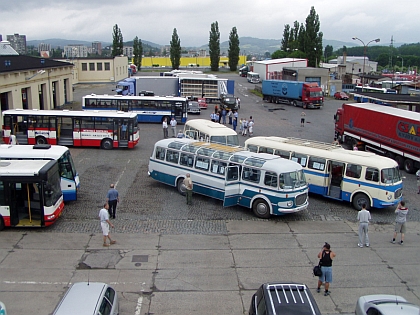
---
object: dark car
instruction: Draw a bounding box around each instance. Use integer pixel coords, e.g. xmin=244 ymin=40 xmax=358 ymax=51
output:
xmin=249 ymin=282 xmax=321 ymax=315
xmin=220 ymin=93 xmax=238 ymax=111
xmin=334 ymin=91 xmax=349 ymax=100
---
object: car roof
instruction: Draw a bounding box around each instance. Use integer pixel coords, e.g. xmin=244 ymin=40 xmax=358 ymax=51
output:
xmin=53 ymin=282 xmax=108 ymax=315
xmin=372 ymin=302 xmax=420 ymax=315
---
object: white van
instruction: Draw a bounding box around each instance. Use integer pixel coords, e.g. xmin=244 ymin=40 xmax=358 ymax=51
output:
xmin=183 ymin=119 xmax=239 ymax=146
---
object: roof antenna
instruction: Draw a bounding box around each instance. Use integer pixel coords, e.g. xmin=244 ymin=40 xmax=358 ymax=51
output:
xmin=87 ymin=269 xmax=90 ymax=285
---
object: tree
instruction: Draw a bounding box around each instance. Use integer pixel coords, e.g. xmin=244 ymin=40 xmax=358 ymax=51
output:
xmin=209 ymin=21 xmax=220 ymax=71
xmin=228 ymin=27 xmax=240 ymax=71
xmin=324 ymin=45 xmax=333 ymax=62
xmin=303 ymin=6 xmax=323 ymax=67
xmin=280 ymin=24 xmax=291 ymax=51
xmin=112 ymin=24 xmax=123 ymax=57
xmin=271 ymin=50 xmax=288 ymax=59
xmin=133 ymin=36 xmax=143 ymax=70
xmin=170 ymin=28 xmax=181 ymax=70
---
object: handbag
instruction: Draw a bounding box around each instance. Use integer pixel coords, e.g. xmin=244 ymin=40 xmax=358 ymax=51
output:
xmin=313 ymin=264 xmax=322 ymax=277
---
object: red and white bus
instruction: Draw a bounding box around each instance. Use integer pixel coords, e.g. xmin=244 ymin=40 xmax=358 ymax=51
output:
xmin=2 ymin=109 xmax=139 ymax=150
xmin=0 ymin=159 xmax=64 ymax=230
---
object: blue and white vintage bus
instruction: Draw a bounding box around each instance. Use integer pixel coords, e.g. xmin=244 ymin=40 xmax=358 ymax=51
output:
xmin=148 ymin=138 xmax=309 ymax=218
xmin=245 ymin=137 xmax=403 ymax=210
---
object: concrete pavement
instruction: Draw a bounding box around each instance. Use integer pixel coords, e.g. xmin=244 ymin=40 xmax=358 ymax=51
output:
xmin=0 ymin=219 xmax=419 ymax=315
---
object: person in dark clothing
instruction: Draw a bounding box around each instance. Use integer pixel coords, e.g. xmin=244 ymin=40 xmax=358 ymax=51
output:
xmin=316 ymin=242 xmax=336 ymax=296
xmin=106 ymin=183 xmax=119 ymax=219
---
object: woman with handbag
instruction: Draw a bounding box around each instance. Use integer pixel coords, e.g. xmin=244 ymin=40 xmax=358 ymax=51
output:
xmin=316 ymin=242 xmax=336 ymax=296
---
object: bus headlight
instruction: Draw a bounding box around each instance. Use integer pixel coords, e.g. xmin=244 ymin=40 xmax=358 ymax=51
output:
xmin=286 ymin=201 xmax=293 ymax=208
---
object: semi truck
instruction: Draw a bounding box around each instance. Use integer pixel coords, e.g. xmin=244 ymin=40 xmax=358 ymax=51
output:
xmin=262 ymin=80 xmax=324 ymax=109
xmin=334 ymin=103 xmax=420 ymax=173
xmin=115 ymin=76 xmax=235 ymax=103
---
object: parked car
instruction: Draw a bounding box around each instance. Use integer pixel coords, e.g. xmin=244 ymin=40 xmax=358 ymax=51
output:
xmin=187 ymin=101 xmax=201 ymax=114
xmin=334 ymin=91 xmax=349 ymax=100
xmin=355 ymin=294 xmax=420 ymax=315
xmin=248 ymin=282 xmax=321 ymax=315
xmin=52 ymin=282 xmax=119 ymax=315
xmin=197 ymin=98 xmax=208 ymax=109
xmin=0 ymin=301 xmax=7 ymax=315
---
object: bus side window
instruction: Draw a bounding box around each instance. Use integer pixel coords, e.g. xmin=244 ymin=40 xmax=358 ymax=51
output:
xmin=166 ymin=150 xmax=179 ymax=164
xmin=365 ymin=167 xmax=379 ymax=182
xmin=248 ymin=145 xmax=258 ymax=153
xmin=155 ymin=147 xmax=165 ymax=160
xmin=264 ymin=172 xmax=278 ymax=187
xmin=275 ymin=149 xmax=290 ymax=159
xmin=346 ymin=164 xmax=362 ymax=179
xmin=308 ymin=156 xmax=326 ymax=171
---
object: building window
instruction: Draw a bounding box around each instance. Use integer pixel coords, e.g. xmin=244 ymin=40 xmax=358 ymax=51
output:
xmin=82 ymin=63 xmax=87 ymax=71
xmin=89 ymin=63 xmax=95 ymax=71
xmin=105 ymin=62 xmax=110 ymax=71
xmin=97 ymin=63 xmax=103 ymax=71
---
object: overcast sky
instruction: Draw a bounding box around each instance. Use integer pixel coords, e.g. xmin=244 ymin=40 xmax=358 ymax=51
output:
xmin=1 ymin=0 xmax=417 ymax=47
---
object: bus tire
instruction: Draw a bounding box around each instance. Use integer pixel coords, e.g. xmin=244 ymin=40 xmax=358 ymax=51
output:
xmin=395 ymin=155 xmax=404 ymax=169
xmin=352 ymin=193 xmax=370 ymax=211
xmin=36 ymin=136 xmax=47 ymax=145
xmin=404 ymin=158 xmax=415 ymax=174
xmin=177 ymin=178 xmax=186 ymax=196
xmin=101 ymin=139 xmax=113 ymax=150
xmin=292 ymin=101 xmax=297 ymax=107
xmin=0 ymin=216 xmax=4 ymax=231
xmin=252 ymin=199 xmax=271 ymax=219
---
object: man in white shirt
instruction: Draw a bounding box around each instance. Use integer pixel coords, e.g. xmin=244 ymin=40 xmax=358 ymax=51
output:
xmin=357 ymin=203 xmax=371 ymax=247
xmin=162 ymin=118 xmax=168 ymax=138
xmin=99 ymin=203 xmax=116 ymax=247
xmin=170 ymin=117 xmax=177 ymax=137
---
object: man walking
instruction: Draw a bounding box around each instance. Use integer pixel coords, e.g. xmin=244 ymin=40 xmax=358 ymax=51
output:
xmin=316 ymin=242 xmax=336 ymax=296
xmin=106 ymin=183 xmax=119 ymax=219
xmin=170 ymin=117 xmax=177 ymax=137
xmin=357 ymin=203 xmax=371 ymax=247
xmin=162 ymin=118 xmax=168 ymax=138
xmin=183 ymin=173 xmax=193 ymax=205
xmin=391 ymin=201 xmax=408 ymax=245
xmin=301 ymin=111 xmax=306 ymax=127
xmin=99 ymin=203 xmax=116 ymax=247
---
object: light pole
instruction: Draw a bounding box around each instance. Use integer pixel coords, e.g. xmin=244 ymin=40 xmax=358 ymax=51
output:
xmin=352 ymin=37 xmax=380 ymax=84
xmin=397 ymin=55 xmax=404 ymax=73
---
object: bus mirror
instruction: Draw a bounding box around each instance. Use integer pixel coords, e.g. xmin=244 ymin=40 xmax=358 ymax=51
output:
xmin=333 ymin=114 xmax=336 ymax=120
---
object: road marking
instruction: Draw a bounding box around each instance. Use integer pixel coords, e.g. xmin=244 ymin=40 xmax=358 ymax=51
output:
xmin=115 ymin=159 xmax=130 ymax=187
xmin=134 ymin=296 xmax=143 ymax=315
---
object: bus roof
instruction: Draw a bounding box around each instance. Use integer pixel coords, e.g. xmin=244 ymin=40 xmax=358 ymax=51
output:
xmin=0 ymin=159 xmax=54 ymax=176
xmin=155 ymin=138 xmax=303 ymax=172
xmin=185 ymin=119 xmax=238 ymax=136
xmin=0 ymin=144 xmax=69 ymax=160
xmin=84 ymin=94 xmax=187 ymax=102
xmin=245 ymin=137 xmax=398 ymax=169
xmin=2 ymin=109 xmax=138 ymax=119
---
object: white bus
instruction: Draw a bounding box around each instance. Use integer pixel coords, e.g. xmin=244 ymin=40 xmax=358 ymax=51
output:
xmin=245 ymin=137 xmax=403 ymax=210
xmin=148 ymin=138 xmax=309 ymax=218
xmin=2 ymin=109 xmax=139 ymax=150
xmin=0 ymin=144 xmax=80 ymax=202
xmin=247 ymin=72 xmax=260 ymax=83
xmin=0 ymin=159 xmax=64 ymax=230
xmin=183 ymin=119 xmax=239 ymax=146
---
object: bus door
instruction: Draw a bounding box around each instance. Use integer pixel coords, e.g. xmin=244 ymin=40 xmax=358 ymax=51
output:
xmin=223 ymin=165 xmax=240 ymax=206
xmin=57 ymin=117 xmax=74 ymax=146
xmin=172 ymin=101 xmax=183 ymax=122
xmin=327 ymin=161 xmax=344 ymax=199
xmin=115 ymin=118 xmax=129 ymax=146
xmin=6 ymin=182 xmax=42 ymax=227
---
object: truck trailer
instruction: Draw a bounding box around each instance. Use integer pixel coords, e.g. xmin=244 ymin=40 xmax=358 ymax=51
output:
xmin=262 ymin=80 xmax=324 ymax=109
xmin=334 ymin=103 xmax=420 ymax=173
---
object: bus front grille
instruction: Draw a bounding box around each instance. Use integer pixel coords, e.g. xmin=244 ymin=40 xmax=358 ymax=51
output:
xmin=295 ymin=192 xmax=308 ymax=206
xmin=395 ymin=188 xmax=402 ymax=199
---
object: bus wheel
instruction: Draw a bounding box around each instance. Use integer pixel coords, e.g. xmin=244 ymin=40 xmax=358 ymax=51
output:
xmin=101 ymin=139 xmax=113 ymax=150
xmin=292 ymin=101 xmax=297 ymax=107
xmin=352 ymin=193 xmax=370 ymax=211
xmin=0 ymin=216 xmax=4 ymax=231
xmin=177 ymin=178 xmax=186 ymax=196
xmin=404 ymin=158 xmax=415 ymax=174
xmin=252 ymin=199 xmax=271 ymax=219
xmin=36 ymin=136 xmax=47 ymax=145
xmin=395 ymin=155 xmax=404 ymax=169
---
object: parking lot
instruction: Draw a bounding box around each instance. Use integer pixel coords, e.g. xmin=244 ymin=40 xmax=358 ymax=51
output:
xmin=0 ymin=72 xmax=419 ymax=314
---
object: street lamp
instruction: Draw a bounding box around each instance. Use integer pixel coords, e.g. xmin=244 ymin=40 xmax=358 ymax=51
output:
xmin=397 ymin=55 xmax=404 ymax=73
xmin=352 ymin=37 xmax=380 ymax=84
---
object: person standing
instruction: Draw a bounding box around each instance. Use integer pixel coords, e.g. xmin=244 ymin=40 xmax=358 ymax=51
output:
xmin=183 ymin=173 xmax=193 ymax=205
xmin=232 ymin=111 xmax=238 ymax=132
xmin=222 ymin=108 xmax=227 ymax=124
xmin=248 ymin=117 xmax=254 ymax=136
xmin=300 ymin=111 xmax=306 ymax=127
xmin=241 ymin=118 xmax=248 ymax=136
xmin=121 ymin=123 xmax=127 ymax=140
xmin=227 ymin=110 xmax=232 ymax=125
xmin=357 ymin=203 xmax=371 ymax=247
xmin=170 ymin=117 xmax=177 ymax=138
xmin=391 ymin=201 xmax=408 ymax=245
xmin=106 ymin=183 xmax=119 ymax=219
xmin=210 ymin=111 xmax=216 ymax=122
xmin=9 ymin=133 xmax=18 ymax=145
xmin=162 ymin=118 xmax=168 ymax=139
xmin=316 ymin=242 xmax=336 ymax=296
xmin=99 ymin=203 xmax=116 ymax=247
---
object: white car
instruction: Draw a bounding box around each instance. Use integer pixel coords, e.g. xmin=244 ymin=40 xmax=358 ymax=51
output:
xmin=355 ymin=295 xmax=420 ymax=315
xmin=0 ymin=301 xmax=7 ymax=315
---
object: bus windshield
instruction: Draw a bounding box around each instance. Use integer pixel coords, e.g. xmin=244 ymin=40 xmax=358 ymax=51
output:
xmin=58 ymin=150 xmax=77 ymax=181
xmin=280 ymin=170 xmax=307 ymax=189
xmin=381 ymin=167 xmax=401 ymax=184
xmin=44 ymin=167 xmax=63 ymax=207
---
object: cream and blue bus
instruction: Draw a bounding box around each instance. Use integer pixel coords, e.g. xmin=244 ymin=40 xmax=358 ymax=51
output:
xmin=148 ymin=138 xmax=308 ymax=218
xmin=245 ymin=137 xmax=403 ymax=210
xmin=183 ymin=119 xmax=239 ymax=146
